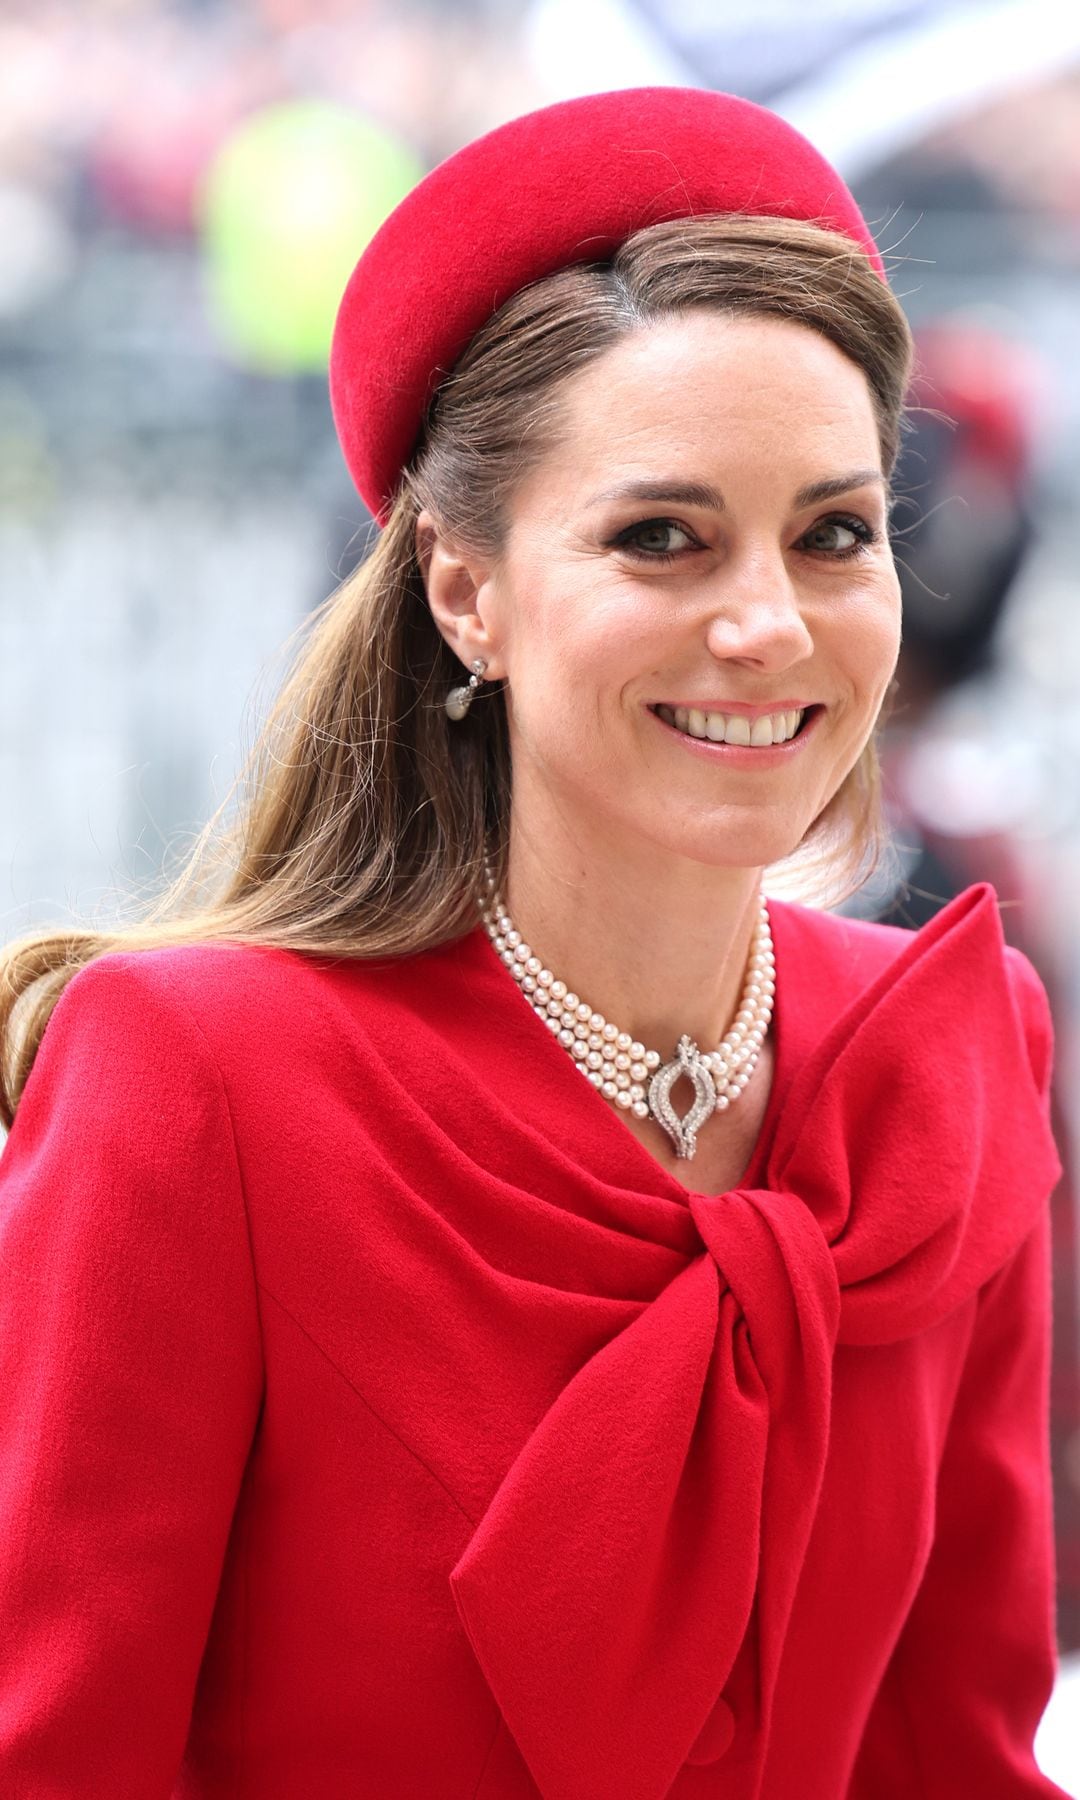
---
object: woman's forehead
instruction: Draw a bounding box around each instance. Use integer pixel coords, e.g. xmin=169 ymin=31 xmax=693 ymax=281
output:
xmin=523 ymin=316 xmax=883 ymax=507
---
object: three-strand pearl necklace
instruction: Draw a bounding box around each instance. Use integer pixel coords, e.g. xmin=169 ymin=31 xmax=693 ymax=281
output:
xmin=477 ymin=864 xmax=775 ymax=1160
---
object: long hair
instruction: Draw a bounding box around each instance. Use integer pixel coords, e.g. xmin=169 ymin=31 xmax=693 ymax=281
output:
xmin=0 ymin=213 xmax=915 ymax=1126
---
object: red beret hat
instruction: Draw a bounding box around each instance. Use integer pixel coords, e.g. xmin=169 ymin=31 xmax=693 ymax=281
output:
xmin=329 ymin=86 xmax=886 ymax=525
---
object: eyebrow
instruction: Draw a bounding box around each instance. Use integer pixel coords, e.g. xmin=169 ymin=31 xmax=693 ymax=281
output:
xmin=584 ymin=469 xmax=886 ymax=511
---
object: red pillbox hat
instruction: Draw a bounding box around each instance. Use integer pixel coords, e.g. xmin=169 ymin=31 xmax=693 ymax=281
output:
xmin=329 ymin=86 xmax=886 ymax=524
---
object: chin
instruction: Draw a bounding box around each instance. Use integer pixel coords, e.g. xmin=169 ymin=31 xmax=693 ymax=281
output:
xmin=635 ymin=813 xmax=813 ymax=874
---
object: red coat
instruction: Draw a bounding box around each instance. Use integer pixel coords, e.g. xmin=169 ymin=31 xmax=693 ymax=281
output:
xmin=0 ymin=881 xmax=1068 ymax=1799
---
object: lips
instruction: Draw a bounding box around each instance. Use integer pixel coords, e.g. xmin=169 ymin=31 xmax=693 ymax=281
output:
xmin=648 ymin=702 xmax=821 ymax=747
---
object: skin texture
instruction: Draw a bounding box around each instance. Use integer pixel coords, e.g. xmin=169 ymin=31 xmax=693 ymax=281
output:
xmin=418 ymin=309 xmax=902 ymax=1166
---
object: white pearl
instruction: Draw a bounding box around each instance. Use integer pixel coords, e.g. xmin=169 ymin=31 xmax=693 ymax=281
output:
xmin=482 ymin=855 xmax=775 ymax=1148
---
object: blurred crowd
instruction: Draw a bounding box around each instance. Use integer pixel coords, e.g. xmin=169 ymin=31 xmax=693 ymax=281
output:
xmin=2 ymin=0 xmax=1080 ymax=1705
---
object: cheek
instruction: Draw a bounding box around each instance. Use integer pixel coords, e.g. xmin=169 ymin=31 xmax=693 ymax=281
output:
xmin=833 ymin=585 xmax=902 ymax=704
xmin=510 ymin=571 xmax=645 ymax=708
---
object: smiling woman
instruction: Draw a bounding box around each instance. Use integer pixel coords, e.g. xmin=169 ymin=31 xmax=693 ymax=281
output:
xmin=416 ymin=308 xmax=902 ymax=924
xmin=0 ymin=86 xmax=1069 ymax=1800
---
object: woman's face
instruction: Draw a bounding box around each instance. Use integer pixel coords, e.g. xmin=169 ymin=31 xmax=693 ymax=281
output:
xmin=446 ymin=308 xmax=902 ymax=873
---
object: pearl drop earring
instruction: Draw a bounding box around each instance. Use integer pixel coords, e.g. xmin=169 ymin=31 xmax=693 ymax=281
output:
xmin=445 ymin=658 xmax=489 ymax=721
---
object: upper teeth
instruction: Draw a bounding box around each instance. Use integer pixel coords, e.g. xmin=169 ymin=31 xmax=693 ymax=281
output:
xmin=654 ymin=704 xmax=805 ymax=746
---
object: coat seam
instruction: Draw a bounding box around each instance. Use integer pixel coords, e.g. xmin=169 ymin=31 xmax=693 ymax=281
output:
xmin=150 ymin=960 xmax=269 ymax=1798
xmin=151 ymin=961 xmax=269 ymax=1413
xmin=256 ymin=1279 xmax=478 ymax=1526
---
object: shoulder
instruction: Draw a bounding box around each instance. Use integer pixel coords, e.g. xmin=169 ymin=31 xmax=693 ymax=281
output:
xmin=30 ymin=939 xmax=333 ymax=1109
xmin=767 ymin=890 xmax=921 ymax=1002
xmin=1000 ymin=941 xmax=1054 ymax=1101
xmin=771 ymin=881 xmax=1054 ymax=1099
xmin=47 ymin=939 xmax=293 ymax=1042
xmin=37 ymin=935 xmax=424 ymax=1102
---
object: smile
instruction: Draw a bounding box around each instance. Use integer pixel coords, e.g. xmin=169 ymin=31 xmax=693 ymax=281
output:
xmin=646 ymin=702 xmax=823 ymax=761
xmin=653 ymin=703 xmax=806 ymax=745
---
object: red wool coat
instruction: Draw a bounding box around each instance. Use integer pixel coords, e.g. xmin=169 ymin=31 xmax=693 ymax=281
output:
xmin=0 ymin=881 xmax=1069 ymax=1799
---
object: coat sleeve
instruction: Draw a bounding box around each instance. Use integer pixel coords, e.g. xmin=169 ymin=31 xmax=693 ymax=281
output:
xmin=848 ymin=947 xmax=1069 ymax=1799
xmin=0 ymin=953 xmax=264 ymax=1798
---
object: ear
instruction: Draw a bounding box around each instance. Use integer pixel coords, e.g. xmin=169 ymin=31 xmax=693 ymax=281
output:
xmin=415 ymin=509 xmax=505 ymax=679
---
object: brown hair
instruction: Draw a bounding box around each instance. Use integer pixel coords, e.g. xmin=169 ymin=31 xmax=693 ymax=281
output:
xmin=0 ymin=213 xmax=915 ymax=1127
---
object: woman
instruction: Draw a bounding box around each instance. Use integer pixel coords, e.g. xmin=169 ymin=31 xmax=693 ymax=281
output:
xmin=0 ymin=86 xmax=1067 ymax=1800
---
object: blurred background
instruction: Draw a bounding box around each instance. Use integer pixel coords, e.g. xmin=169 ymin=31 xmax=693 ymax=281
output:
xmin=1 ymin=0 xmax=1078 ymax=1782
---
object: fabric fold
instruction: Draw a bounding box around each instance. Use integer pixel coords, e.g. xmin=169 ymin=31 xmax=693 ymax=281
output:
xmin=448 ymin=884 xmax=1062 ymax=1800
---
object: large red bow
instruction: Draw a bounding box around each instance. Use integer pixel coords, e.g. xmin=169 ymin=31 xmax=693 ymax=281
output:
xmin=448 ymin=887 xmax=1061 ymax=1800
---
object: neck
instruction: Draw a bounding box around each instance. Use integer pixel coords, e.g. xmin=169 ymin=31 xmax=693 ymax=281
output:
xmin=492 ymin=815 xmax=766 ymax=1058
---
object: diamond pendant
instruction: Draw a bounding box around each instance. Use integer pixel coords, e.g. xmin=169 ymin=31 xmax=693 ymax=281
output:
xmin=646 ymin=1035 xmax=717 ymax=1160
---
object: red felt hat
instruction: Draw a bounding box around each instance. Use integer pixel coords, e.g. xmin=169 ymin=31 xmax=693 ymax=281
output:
xmin=329 ymin=86 xmax=886 ymax=525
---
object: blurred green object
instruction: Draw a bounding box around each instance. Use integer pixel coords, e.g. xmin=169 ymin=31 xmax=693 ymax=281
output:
xmin=198 ymin=101 xmax=424 ymax=374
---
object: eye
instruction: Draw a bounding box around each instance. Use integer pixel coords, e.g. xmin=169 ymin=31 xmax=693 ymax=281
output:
xmin=609 ymin=518 xmax=698 ymax=564
xmin=800 ymin=514 xmax=879 ymax=560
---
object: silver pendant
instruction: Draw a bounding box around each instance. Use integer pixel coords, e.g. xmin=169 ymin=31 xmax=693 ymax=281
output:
xmin=647 ymin=1035 xmax=717 ymax=1160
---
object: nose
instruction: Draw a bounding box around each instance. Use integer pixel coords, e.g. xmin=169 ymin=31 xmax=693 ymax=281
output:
xmin=703 ymin=549 xmax=815 ymax=672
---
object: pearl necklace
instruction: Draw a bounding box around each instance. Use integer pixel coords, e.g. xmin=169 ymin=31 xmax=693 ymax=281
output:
xmin=477 ymin=865 xmax=775 ymax=1160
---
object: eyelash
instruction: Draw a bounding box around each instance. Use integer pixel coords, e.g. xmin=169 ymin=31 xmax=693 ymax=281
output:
xmin=609 ymin=513 xmax=880 ymax=565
